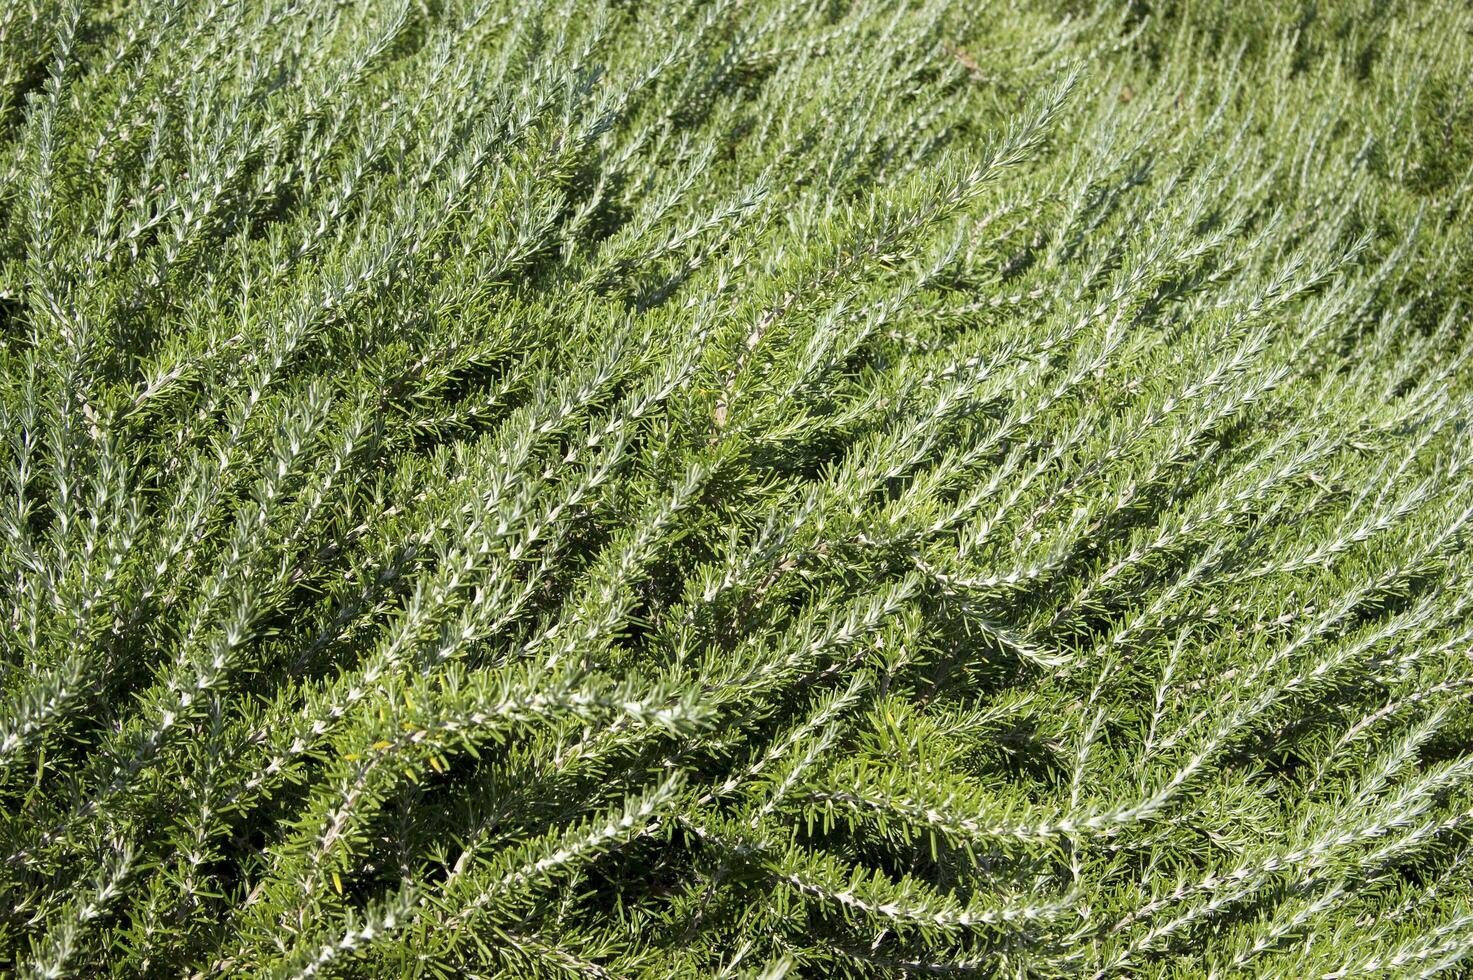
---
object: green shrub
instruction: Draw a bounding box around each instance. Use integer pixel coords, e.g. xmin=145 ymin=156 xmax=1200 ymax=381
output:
xmin=1 ymin=0 xmax=1470 ymax=976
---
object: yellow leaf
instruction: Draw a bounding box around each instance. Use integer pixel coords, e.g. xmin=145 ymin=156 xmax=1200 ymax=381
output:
xmin=332 ymin=871 xmax=342 ymax=895
xmin=372 ymin=740 xmax=392 ymax=751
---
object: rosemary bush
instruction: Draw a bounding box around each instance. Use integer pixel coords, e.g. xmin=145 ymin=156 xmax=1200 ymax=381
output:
xmin=2 ymin=0 xmax=1471 ymax=976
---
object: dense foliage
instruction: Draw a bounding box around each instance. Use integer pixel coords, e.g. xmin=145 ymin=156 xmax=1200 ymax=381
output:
xmin=2 ymin=0 xmax=1471 ymax=975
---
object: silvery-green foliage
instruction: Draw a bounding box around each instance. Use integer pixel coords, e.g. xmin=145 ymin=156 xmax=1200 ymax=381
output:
xmin=0 ymin=0 xmax=1471 ymax=976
